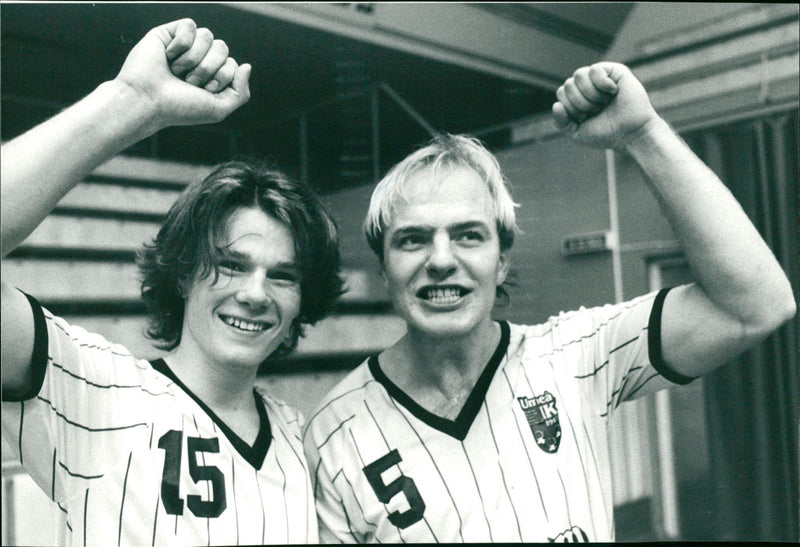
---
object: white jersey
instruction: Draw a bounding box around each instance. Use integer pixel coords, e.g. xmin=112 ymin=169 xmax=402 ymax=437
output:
xmin=1 ymin=293 xmax=318 ymax=546
xmin=303 ymin=288 xmax=693 ymax=543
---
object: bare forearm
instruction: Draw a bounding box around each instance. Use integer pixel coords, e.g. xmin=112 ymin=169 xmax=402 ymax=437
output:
xmin=1 ymin=80 xmax=157 ymax=257
xmin=624 ymin=116 xmax=795 ymax=330
xmin=0 ymin=18 xmax=251 ymax=396
xmin=554 ymin=62 xmax=795 ymax=376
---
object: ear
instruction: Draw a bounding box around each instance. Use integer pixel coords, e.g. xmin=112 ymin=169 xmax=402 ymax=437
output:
xmin=496 ymin=250 xmax=511 ymax=285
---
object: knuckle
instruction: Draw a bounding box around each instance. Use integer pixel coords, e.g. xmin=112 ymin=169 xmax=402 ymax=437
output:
xmin=573 ymin=66 xmax=590 ymax=79
xmin=589 ymin=65 xmax=606 ymax=78
xmin=222 ymin=59 xmax=238 ymax=79
xmin=213 ymin=39 xmax=230 ymax=57
xmin=196 ymin=27 xmax=214 ymax=42
xmin=173 ymin=39 xmax=191 ymax=53
xmin=174 ymin=31 xmax=193 ymax=47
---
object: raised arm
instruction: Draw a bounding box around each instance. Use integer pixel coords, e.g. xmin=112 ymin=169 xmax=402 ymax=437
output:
xmin=1 ymin=18 xmax=250 ymax=256
xmin=1 ymin=18 xmax=250 ymax=396
xmin=553 ymin=62 xmax=795 ymax=377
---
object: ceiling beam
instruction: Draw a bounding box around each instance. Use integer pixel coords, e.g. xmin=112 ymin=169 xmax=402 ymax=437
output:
xmin=470 ymin=3 xmax=616 ymax=51
xmin=226 ymin=2 xmax=606 ymax=90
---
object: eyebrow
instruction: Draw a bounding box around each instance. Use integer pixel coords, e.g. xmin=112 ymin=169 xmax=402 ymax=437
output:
xmin=391 ymin=220 xmax=491 ymax=235
xmin=216 ymin=248 xmax=249 ymax=261
xmin=449 ymin=221 xmax=491 ymax=232
xmin=217 ymin=248 xmax=300 ymax=269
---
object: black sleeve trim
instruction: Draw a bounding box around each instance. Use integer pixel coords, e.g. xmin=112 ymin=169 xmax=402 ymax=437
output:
xmin=3 ymin=292 xmax=50 ymax=401
xmin=648 ymin=287 xmax=695 ymax=385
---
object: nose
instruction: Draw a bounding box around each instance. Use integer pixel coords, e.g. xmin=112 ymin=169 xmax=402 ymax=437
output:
xmin=235 ymin=272 xmax=271 ymax=309
xmin=426 ymin=233 xmax=457 ymax=279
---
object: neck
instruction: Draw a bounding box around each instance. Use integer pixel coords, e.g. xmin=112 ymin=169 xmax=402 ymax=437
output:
xmin=165 ymin=347 xmax=258 ymax=413
xmin=383 ymin=319 xmax=500 ymax=406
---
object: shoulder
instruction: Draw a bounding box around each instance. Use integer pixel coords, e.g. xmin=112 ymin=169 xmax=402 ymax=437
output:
xmin=43 ymin=305 xmax=134 ymax=355
xmin=530 ymin=291 xmax=662 ymax=338
xmin=38 ymin=304 xmax=164 ymax=391
xmin=505 ymin=292 xmax=663 ymax=371
xmin=255 ymin=387 xmax=305 ymax=432
xmin=302 ymin=359 xmax=377 ymax=441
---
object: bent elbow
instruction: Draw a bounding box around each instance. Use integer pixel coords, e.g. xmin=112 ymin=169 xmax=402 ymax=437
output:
xmin=774 ymin=274 xmax=797 ymax=324
xmin=754 ymin=282 xmax=797 ymax=336
xmin=778 ymin=290 xmax=797 ymax=325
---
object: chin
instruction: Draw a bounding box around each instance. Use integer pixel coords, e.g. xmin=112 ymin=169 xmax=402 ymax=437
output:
xmin=220 ymin=350 xmax=273 ymax=370
xmin=408 ymin=315 xmax=480 ymax=338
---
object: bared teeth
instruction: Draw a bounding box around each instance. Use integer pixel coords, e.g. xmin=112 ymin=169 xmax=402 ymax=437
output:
xmin=222 ymin=315 xmax=269 ymax=332
xmin=424 ymin=287 xmax=463 ymax=303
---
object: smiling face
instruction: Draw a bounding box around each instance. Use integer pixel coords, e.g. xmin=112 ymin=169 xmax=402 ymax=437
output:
xmin=179 ymin=206 xmax=302 ymax=372
xmin=381 ymin=165 xmax=509 ymax=339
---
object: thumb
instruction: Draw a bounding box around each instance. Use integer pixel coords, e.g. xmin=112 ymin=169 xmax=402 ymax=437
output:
xmin=221 ymin=63 xmax=252 ymax=106
xmin=203 ymin=63 xmax=252 ymax=120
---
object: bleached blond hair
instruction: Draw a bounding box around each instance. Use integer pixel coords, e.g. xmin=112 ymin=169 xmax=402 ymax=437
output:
xmin=363 ymin=133 xmax=520 ymax=259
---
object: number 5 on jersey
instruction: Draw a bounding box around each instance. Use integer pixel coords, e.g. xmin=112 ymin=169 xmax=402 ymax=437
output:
xmin=363 ymin=449 xmax=425 ymax=529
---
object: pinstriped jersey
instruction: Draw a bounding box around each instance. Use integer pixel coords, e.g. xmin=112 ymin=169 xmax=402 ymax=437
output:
xmin=1 ymin=294 xmax=318 ymax=546
xmin=303 ymin=288 xmax=693 ymax=543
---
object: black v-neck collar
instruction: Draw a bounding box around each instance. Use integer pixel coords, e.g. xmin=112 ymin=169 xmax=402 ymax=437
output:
xmin=150 ymin=358 xmax=272 ymax=469
xmin=369 ymin=320 xmax=510 ymax=441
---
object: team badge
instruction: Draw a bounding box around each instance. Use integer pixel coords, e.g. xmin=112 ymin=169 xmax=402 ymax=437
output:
xmin=518 ymin=391 xmax=561 ymax=453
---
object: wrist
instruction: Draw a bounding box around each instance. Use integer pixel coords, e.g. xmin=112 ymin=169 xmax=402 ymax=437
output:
xmin=620 ymin=115 xmax=675 ymax=156
xmin=93 ymin=79 xmax=162 ymax=144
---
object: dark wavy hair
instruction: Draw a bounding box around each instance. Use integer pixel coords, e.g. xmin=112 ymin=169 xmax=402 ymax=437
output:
xmin=137 ymin=158 xmax=345 ymax=358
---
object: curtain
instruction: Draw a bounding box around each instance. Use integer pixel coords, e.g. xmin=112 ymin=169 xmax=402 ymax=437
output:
xmin=685 ymin=110 xmax=799 ymax=541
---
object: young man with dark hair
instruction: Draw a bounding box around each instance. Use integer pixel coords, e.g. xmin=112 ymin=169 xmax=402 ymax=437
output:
xmin=1 ymin=18 xmax=343 ymax=545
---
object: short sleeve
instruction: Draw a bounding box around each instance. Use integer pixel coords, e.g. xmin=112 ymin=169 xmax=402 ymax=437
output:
xmin=2 ymin=292 xmax=50 ymax=401
xmin=647 ymin=288 xmax=695 ymax=385
xmin=1 ymin=299 xmax=156 ymax=503
xmin=543 ymin=288 xmax=696 ymax=417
